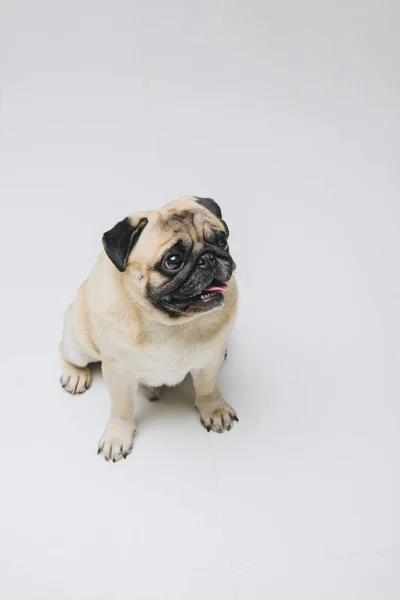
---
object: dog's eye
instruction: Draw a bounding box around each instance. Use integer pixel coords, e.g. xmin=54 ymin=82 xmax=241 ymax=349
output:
xmin=218 ymin=236 xmax=229 ymax=250
xmin=164 ymin=253 xmax=184 ymax=271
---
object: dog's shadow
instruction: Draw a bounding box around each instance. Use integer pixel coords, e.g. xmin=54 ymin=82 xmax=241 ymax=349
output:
xmin=136 ymin=376 xmax=197 ymax=430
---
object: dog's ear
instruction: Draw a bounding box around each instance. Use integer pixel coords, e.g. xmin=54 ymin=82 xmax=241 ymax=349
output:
xmin=102 ymin=216 xmax=148 ymax=272
xmin=195 ymin=196 xmax=229 ymax=235
xmin=195 ymin=197 xmax=222 ymax=219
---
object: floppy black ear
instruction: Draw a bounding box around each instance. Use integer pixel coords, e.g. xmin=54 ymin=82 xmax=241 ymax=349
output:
xmin=195 ymin=197 xmax=222 ymax=219
xmin=102 ymin=217 xmax=148 ymax=272
xmin=195 ymin=196 xmax=229 ymax=235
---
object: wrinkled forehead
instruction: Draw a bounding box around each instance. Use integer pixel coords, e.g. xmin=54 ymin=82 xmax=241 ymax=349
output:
xmin=154 ymin=206 xmax=223 ymax=244
xmin=159 ymin=208 xmax=222 ymax=239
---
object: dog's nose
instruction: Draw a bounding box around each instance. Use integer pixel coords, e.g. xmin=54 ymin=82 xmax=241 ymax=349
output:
xmin=198 ymin=253 xmax=216 ymax=269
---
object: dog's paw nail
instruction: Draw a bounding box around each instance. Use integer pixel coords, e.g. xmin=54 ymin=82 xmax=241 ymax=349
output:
xmin=201 ymin=418 xmax=210 ymax=430
xmin=232 ymin=415 xmax=239 ymax=422
xmin=97 ymin=448 xmax=102 ymax=455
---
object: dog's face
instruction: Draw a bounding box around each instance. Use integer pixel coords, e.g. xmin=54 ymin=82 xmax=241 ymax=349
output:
xmin=102 ymin=196 xmax=236 ymax=320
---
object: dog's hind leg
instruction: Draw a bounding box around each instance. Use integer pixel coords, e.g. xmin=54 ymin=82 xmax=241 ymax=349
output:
xmin=59 ymin=281 xmax=100 ymax=394
xmin=60 ymin=360 xmax=92 ymax=394
xmin=142 ymin=385 xmax=163 ymax=401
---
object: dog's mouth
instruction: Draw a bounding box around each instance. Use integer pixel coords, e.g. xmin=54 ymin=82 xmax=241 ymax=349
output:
xmin=164 ymin=279 xmax=229 ymax=315
xmin=200 ymin=280 xmax=229 ymax=300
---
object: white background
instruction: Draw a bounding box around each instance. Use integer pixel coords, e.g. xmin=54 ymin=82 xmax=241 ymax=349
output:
xmin=0 ymin=1 xmax=399 ymax=598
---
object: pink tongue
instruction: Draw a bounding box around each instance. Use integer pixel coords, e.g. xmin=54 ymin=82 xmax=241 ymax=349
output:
xmin=203 ymin=283 xmax=229 ymax=293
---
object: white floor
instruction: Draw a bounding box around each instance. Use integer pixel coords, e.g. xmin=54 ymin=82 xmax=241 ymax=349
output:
xmin=0 ymin=1 xmax=399 ymax=599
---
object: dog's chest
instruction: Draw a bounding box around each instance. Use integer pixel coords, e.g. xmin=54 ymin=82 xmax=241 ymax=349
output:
xmin=115 ymin=330 xmax=217 ymax=387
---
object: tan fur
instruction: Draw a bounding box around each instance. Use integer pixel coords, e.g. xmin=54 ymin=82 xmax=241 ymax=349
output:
xmin=60 ymin=196 xmax=238 ymax=462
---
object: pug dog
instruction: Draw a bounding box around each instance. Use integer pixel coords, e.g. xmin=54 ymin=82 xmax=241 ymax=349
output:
xmin=59 ymin=196 xmax=238 ymax=462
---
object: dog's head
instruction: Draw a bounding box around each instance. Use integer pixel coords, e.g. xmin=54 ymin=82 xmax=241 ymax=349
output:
xmin=102 ymin=196 xmax=236 ymax=321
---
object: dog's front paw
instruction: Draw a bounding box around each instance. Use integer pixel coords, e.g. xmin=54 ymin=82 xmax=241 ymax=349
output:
xmin=197 ymin=401 xmax=238 ymax=434
xmin=97 ymin=419 xmax=136 ymax=462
